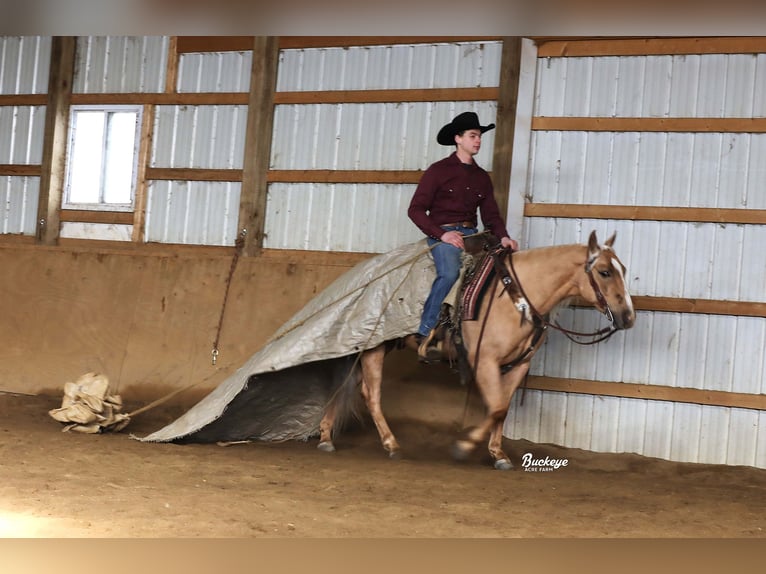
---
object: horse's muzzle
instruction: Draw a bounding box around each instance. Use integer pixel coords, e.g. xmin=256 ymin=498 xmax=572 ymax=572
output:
xmin=614 ymin=308 xmax=636 ymax=330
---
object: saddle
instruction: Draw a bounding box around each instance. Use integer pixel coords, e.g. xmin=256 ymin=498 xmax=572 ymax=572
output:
xmin=423 ymin=235 xmax=539 ymax=381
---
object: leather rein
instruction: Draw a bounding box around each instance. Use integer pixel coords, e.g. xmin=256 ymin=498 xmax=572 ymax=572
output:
xmin=493 ymin=246 xmax=620 ymax=346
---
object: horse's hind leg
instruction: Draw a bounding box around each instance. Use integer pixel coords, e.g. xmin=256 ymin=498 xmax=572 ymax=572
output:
xmin=359 ymin=345 xmax=401 ymax=458
xmin=317 ymin=399 xmax=339 ymax=452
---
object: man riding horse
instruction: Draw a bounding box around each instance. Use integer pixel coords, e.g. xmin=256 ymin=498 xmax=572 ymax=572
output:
xmin=407 ymin=111 xmax=518 ymax=361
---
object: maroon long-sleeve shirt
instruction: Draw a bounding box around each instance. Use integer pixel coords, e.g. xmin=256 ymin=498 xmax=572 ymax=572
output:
xmin=407 ymin=152 xmax=510 ymax=241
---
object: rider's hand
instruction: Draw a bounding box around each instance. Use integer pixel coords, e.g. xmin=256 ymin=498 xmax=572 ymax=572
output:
xmin=440 ymin=230 xmax=465 ymax=249
xmin=501 ymin=236 xmax=518 ymax=251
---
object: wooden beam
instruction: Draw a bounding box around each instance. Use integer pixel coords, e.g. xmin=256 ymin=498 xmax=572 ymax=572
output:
xmin=176 ymin=36 xmax=502 ymax=54
xmin=239 ymin=36 xmax=280 ymax=256
xmin=274 ymin=87 xmax=498 ymax=105
xmin=0 ymin=164 xmax=41 ymax=176
xmin=36 ymin=36 xmax=75 ymax=246
xmin=146 ymin=167 xmax=243 ymax=182
xmin=491 ymin=37 xmax=521 ymax=225
xmin=531 ymin=116 xmax=766 ymax=133
xmin=68 ymin=88 xmax=497 ymax=107
xmin=278 ymin=36 xmax=502 ymax=50
xmin=71 ymin=93 xmax=249 ymax=105
xmin=524 ymin=203 xmax=766 ymax=225
xmin=568 ymin=294 xmax=766 ymax=318
xmin=0 ymin=94 xmax=47 ymax=106
xmin=176 ymin=36 xmax=255 ymax=54
xmin=267 ymin=170 xmax=423 ymax=184
xmin=165 ymin=36 xmax=179 ymax=93
xmin=633 ymin=296 xmax=766 ymax=319
xmin=132 ymin=104 xmax=155 ymax=242
xmin=536 ymin=36 xmax=766 ymax=58
xmin=526 ymin=375 xmax=766 ymax=411
xmin=59 ymin=210 xmax=134 ymax=225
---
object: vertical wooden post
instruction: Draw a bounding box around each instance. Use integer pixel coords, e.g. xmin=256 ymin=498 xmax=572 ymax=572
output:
xmin=239 ymin=36 xmax=280 ymax=256
xmin=131 ymin=103 xmax=154 ymax=243
xmin=491 ymin=37 xmax=522 ymax=231
xmin=37 ymin=36 xmax=76 ymax=245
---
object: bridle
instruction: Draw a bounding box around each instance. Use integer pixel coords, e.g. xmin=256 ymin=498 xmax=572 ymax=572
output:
xmin=495 ymin=246 xmax=620 ymax=345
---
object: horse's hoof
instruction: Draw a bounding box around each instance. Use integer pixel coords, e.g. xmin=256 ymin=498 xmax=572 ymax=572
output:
xmin=317 ymin=441 xmax=336 ymax=453
xmin=388 ymin=450 xmax=402 ymax=460
xmin=494 ymin=458 xmax=514 ymax=471
xmin=451 ymin=440 xmax=473 ymax=462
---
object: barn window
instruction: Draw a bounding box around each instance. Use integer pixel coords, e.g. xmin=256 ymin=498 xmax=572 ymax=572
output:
xmin=64 ymin=105 xmax=142 ymax=211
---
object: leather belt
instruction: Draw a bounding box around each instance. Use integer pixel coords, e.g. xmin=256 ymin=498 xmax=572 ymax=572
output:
xmin=441 ymin=221 xmax=476 ymax=228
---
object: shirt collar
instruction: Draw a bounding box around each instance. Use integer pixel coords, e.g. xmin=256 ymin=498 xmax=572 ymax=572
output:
xmin=447 ymin=151 xmax=481 ymax=169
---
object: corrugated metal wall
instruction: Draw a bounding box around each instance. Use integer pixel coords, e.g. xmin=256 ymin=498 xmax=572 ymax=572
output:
xmin=265 ymin=41 xmax=503 ymax=252
xmin=504 ymin=45 xmax=766 ymax=468
xmin=73 ymin=36 xmax=168 ymax=93
xmin=0 ymin=36 xmax=49 ymax=235
xmin=146 ymin=50 xmax=250 ymax=246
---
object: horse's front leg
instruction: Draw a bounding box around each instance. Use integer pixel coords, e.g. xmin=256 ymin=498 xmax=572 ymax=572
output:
xmin=452 ymin=360 xmax=530 ymax=470
xmin=487 ymin=363 xmax=530 ymax=469
xmin=360 ymin=344 xmax=401 ymax=458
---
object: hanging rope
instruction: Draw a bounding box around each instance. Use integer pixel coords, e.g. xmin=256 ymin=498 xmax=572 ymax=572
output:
xmin=211 ymin=229 xmax=247 ymax=366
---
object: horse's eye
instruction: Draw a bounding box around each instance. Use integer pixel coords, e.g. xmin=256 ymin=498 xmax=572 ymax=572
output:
xmin=598 ymin=269 xmax=611 ymax=278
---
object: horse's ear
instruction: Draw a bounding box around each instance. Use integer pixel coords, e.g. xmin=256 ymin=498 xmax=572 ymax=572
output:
xmin=605 ymin=231 xmax=616 ymax=248
xmin=586 ymin=230 xmax=599 ymax=271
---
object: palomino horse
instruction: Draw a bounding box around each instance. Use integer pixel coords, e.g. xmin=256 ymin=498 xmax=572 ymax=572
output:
xmin=317 ymin=231 xmax=636 ymax=469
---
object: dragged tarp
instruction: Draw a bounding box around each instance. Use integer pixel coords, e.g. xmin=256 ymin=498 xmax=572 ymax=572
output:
xmin=138 ymin=239 xmax=436 ymax=443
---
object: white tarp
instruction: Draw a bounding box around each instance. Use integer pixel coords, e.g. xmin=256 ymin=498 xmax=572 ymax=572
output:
xmin=139 ymin=239 xmax=436 ymax=443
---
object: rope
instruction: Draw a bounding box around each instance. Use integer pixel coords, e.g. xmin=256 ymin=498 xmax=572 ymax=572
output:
xmin=211 ymin=229 xmax=247 ymax=366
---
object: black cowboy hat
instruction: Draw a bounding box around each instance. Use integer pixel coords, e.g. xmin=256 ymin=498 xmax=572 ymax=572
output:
xmin=436 ymin=111 xmax=496 ymax=145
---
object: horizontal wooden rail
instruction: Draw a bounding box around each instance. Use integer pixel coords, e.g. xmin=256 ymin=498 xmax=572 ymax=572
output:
xmin=531 ymin=116 xmax=766 ymax=133
xmin=146 ymin=168 xmax=243 ymax=182
xmin=0 ymin=94 xmax=47 ymax=106
xmin=526 ymin=375 xmax=766 ymax=411
xmin=633 ymin=296 xmax=766 ymax=319
xmin=176 ymin=36 xmax=501 ymax=53
xmin=67 ymin=88 xmax=497 ymax=107
xmin=275 ymin=87 xmax=498 ymax=105
xmin=536 ymin=37 xmax=766 ymax=58
xmin=71 ymin=93 xmax=249 ymax=105
xmin=267 ymin=170 xmax=423 ymax=184
xmin=146 ymin=168 xmax=430 ymax=184
xmin=0 ymin=164 xmax=41 ymax=176
xmin=569 ymin=295 xmax=765 ymax=318
xmin=59 ymin=210 xmax=134 ymax=225
xmin=524 ymin=203 xmax=766 ymax=225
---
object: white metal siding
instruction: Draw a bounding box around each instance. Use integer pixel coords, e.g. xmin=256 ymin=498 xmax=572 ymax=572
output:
xmin=152 ymin=105 xmax=248 ymax=169
xmin=73 ymin=36 xmax=168 ymax=93
xmin=535 ymin=54 xmax=766 ymax=117
xmin=0 ymin=176 xmax=39 ymax=234
xmin=263 ymin=183 xmax=423 ymax=252
xmin=271 ymin=101 xmax=497 ymax=171
xmin=0 ymin=105 xmax=45 ymax=164
xmin=0 ymin=36 xmax=50 ymax=94
xmin=145 ymin=180 xmax=240 ymax=246
xmin=506 ymin=47 xmax=766 ymax=468
xmin=528 ymin=131 xmax=766 ymax=209
xmin=177 ymin=52 xmax=252 ymax=93
xmin=277 ymin=42 xmax=503 ymax=91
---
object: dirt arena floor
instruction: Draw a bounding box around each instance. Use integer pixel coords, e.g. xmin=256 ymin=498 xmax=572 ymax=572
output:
xmin=1 ymin=372 xmax=764 ymax=539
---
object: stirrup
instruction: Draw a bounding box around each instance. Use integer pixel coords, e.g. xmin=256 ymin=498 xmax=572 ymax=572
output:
xmin=417 ymin=330 xmax=442 ymax=362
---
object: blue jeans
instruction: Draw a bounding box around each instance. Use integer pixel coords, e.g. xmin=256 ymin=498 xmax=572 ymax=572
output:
xmin=418 ymin=225 xmax=478 ymax=337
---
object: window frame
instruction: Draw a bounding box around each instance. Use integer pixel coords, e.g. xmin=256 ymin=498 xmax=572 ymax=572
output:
xmin=63 ymin=104 xmax=144 ymax=213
